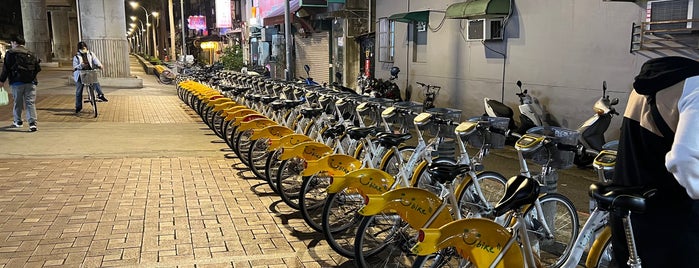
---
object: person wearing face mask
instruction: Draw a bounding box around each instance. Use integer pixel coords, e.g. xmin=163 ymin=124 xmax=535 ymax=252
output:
xmin=72 ymin=41 xmax=108 ymax=114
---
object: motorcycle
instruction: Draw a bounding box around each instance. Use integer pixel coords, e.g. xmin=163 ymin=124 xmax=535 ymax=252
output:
xmin=299 ymin=64 xmax=320 ymax=86
xmin=358 ymin=67 xmax=402 ymax=101
xmin=574 ymin=81 xmax=619 ymax=167
xmin=484 ymin=80 xmax=548 ymax=135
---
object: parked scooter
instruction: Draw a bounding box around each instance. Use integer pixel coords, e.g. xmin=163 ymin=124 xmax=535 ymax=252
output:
xmin=574 ymin=81 xmax=619 ymax=167
xmin=484 ymin=80 xmax=548 ymax=135
xmin=359 ymin=67 xmax=402 ymax=101
xmin=300 ymin=64 xmax=320 ymax=86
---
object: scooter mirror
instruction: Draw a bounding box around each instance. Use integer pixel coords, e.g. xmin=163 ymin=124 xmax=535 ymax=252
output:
xmin=516 ymin=80 xmax=522 ymax=88
xmin=304 ymin=65 xmax=311 ymax=75
xmin=603 ymin=81 xmax=607 ymax=90
xmin=611 ymin=98 xmax=619 ymax=105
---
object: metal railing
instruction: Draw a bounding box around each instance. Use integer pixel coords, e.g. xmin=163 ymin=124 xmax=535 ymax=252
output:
xmin=631 ymin=19 xmax=699 ymax=52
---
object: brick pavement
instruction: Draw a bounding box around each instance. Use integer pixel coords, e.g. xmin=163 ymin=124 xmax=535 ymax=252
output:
xmin=0 ymin=57 xmax=352 ymax=267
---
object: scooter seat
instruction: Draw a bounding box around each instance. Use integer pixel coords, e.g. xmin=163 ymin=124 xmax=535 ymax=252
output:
xmin=493 ymin=175 xmax=540 ymax=217
xmin=376 ymin=133 xmax=412 ymax=148
xmin=589 ymin=183 xmax=656 ymax=214
xmin=427 ymin=162 xmax=471 ymax=185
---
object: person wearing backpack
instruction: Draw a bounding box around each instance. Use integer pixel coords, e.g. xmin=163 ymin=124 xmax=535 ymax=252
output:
xmin=72 ymin=41 xmax=107 ymax=114
xmin=0 ymin=35 xmax=41 ymax=132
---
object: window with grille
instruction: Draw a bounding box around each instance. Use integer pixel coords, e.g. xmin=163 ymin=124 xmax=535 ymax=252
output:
xmin=378 ymin=18 xmax=395 ymax=62
xmin=647 ymin=0 xmax=693 ymax=30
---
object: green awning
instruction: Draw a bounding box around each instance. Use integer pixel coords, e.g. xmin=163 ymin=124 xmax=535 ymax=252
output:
xmin=446 ymin=0 xmax=511 ymax=20
xmin=388 ymin=10 xmax=430 ymax=23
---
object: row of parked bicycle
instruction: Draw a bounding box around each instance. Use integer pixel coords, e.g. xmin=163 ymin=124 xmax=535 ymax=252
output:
xmin=175 ymin=71 xmax=651 ymax=268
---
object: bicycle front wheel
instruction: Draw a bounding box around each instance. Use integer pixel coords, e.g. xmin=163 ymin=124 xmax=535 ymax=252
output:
xmin=524 ymin=193 xmax=579 ymax=268
xmin=88 ymin=85 xmax=98 ymax=118
xmin=456 ymin=171 xmax=507 ymax=219
xmin=354 ymin=213 xmax=418 ymax=268
xmin=412 ymin=249 xmax=472 ymax=268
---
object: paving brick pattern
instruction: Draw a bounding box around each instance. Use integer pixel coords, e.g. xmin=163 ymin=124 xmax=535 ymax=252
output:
xmin=0 ymin=157 xmax=349 ymax=267
xmin=0 ymin=58 xmax=351 ymax=267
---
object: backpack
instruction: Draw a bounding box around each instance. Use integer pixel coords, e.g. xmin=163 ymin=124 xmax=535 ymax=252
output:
xmin=10 ymin=51 xmax=41 ymax=83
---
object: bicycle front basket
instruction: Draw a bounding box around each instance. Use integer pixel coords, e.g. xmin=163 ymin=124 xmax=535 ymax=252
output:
xmin=79 ymin=70 xmax=99 ymax=84
xmin=522 ymin=126 xmax=580 ymax=169
xmin=465 ymin=116 xmax=510 ymax=149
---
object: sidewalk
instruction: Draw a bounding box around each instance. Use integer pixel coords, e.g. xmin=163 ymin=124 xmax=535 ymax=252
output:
xmin=0 ymin=56 xmax=599 ymax=267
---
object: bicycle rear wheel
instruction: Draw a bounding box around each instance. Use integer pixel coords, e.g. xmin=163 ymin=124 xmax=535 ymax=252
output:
xmin=524 ymin=193 xmax=579 ymax=268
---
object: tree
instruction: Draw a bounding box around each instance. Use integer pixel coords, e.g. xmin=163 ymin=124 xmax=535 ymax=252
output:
xmin=219 ymin=45 xmax=243 ymax=71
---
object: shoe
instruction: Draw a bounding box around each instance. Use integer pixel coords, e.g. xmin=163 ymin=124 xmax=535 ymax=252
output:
xmin=75 ymin=108 xmax=82 ymax=114
xmin=12 ymin=121 xmax=22 ymax=128
xmin=98 ymin=95 xmax=108 ymax=102
xmin=29 ymin=123 xmax=37 ymax=132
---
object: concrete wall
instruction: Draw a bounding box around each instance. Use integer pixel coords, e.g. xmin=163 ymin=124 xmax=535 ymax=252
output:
xmin=375 ymin=0 xmax=659 ymax=139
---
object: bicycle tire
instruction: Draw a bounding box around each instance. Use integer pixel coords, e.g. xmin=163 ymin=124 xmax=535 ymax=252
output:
xmin=299 ymin=173 xmax=331 ymax=232
xmin=276 ymin=158 xmax=305 ymax=210
xmin=586 ymin=227 xmax=614 ymax=268
xmin=354 ymin=213 xmax=418 ymax=267
xmin=264 ymin=150 xmax=282 ymax=194
xmin=87 ymin=85 xmax=98 ymax=118
xmin=321 ymin=191 xmax=365 ymax=258
xmin=380 ymin=146 xmax=416 ymax=176
xmin=412 ymin=250 xmax=472 ymax=268
xmin=456 ymin=171 xmax=507 ymax=219
xmin=524 ymin=193 xmax=580 ymax=268
xmin=234 ymin=130 xmax=253 ymax=166
xmin=247 ymin=138 xmax=269 ymax=180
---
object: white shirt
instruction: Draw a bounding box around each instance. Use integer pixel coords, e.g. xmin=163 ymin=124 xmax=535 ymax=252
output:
xmin=666 ymin=76 xmax=699 ymax=199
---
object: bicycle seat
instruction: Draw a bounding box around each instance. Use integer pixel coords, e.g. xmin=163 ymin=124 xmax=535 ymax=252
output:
xmin=300 ymin=107 xmax=324 ymax=118
xmin=376 ymin=133 xmax=412 ymax=148
xmin=426 ymin=162 xmax=471 ymax=184
xmin=493 ymin=175 xmax=540 ymax=217
xmin=261 ymin=96 xmax=278 ymax=104
xmin=283 ymin=99 xmax=304 ymax=109
xmin=589 ymin=183 xmax=656 ymax=214
xmin=219 ymin=85 xmax=235 ymax=92
xmin=322 ymin=125 xmax=346 ymax=140
xmin=252 ymin=94 xmax=263 ymax=102
xmin=270 ymin=101 xmax=286 ymax=111
xmin=244 ymin=93 xmax=255 ymax=100
xmin=346 ymin=126 xmax=378 ymax=140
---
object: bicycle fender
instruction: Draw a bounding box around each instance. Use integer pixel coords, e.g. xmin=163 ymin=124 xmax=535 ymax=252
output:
xmin=585 ymin=226 xmax=612 ymax=268
xmin=410 ymin=160 xmax=430 ymax=186
xmin=358 ymin=188 xmax=452 ymax=229
xmin=302 ymin=154 xmax=361 ymax=177
xmin=204 ymin=95 xmax=225 ymax=103
xmin=207 ymin=97 xmax=233 ymax=107
xmin=410 ymin=218 xmax=521 ymax=268
xmin=221 ymin=105 xmax=247 ymax=118
xmin=225 ymin=109 xmax=257 ymax=122
xmin=237 ymin=118 xmax=277 ymax=132
xmin=279 ymin=141 xmax=332 ymax=161
xmin=233 ymin=114 xmax=268 ymax=127
xmin=212 ymin=101 xmax=238 ymax=112
xmin=268 ymin=134 xmax=312 ymax=151
xmin=326 ymin=168 xmax=395 ymax=194
xmin=249 ymin=125 xmax=294 ymax=140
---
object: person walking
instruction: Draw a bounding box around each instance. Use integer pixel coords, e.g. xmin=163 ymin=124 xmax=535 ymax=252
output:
xmin=73 ymin=41 xmax=108 ymax=114
xmin=0 ymin=35 xmax=41 ymax=132
xmin=611 ymin=56 xmax=699 ymax=267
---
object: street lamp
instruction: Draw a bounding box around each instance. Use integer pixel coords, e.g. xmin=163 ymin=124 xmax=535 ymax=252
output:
xmin=152 ymin=12 xmax=160 ymax=58
xmin=130 ymin=16 xmax=148 ymax=55
xmin=129 ymin=1 xmax=158 ymax=57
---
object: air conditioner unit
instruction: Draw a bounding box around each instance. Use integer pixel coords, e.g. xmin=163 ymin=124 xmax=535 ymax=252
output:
xmin=466 ymin=18 xmax=504 ymax=41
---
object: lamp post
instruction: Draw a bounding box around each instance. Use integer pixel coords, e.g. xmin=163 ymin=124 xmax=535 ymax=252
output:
xmin=129 ymin=1 xmax=158 ymax=57
xmin=152 ymin=12 xmax=160 ymax=58
xmin=130 ymin=16 xmax=147 ymax=55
